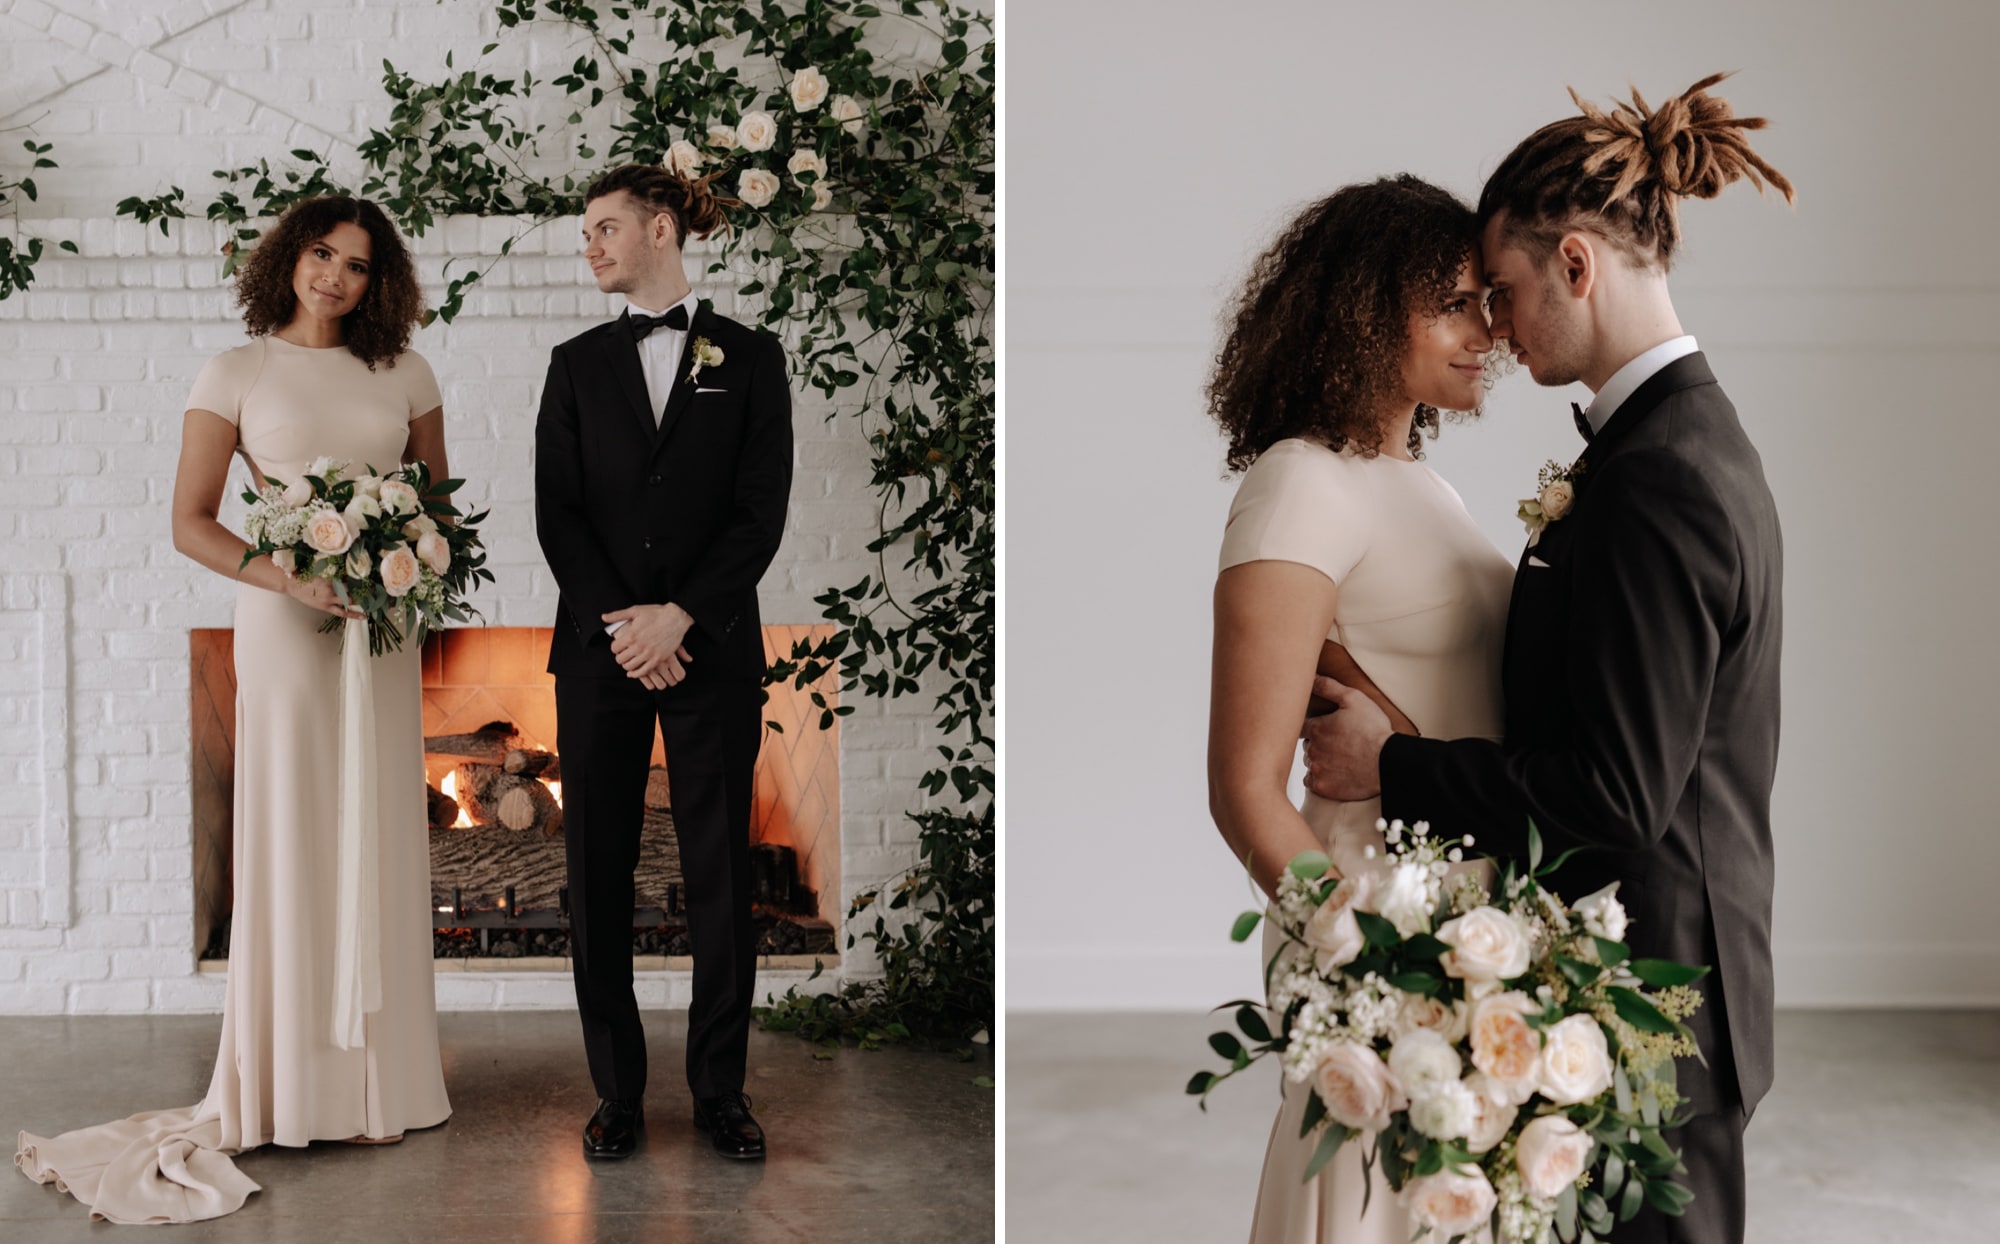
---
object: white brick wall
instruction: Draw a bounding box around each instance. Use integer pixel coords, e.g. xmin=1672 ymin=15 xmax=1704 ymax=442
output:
xmin=0 ymin=0 xmax=961 ymax=1013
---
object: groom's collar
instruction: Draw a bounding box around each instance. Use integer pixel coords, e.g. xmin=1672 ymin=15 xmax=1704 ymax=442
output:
xmin=1582 ymin=335 xmax=1698 ymax=435
xmin=1580 ymin=350 xmax=1718 ymax=469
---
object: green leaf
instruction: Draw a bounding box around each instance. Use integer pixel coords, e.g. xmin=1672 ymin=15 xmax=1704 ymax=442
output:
xmin=1620 ymin=1174 xmax=1646 ymax=1221
xmin=1298 ymin=1091 xmax=1325 ymax=1139
xmin=1208 ymin=1031 xmax=1243 ymax=1062
xmin=1527 ymin=817 xmax=1544 ymax=872
xmin=1300 ymin=1122 xmax=1355 ymax=1183
xmin=1591 ymin=936 xmax=1631 ymax=967
xmin=1230 ymin=910 xmax=1262 ymax=943
xmin=1556 ymin=954 xmax=1602 ymax=988
xmin=1288 ymin=851 xmax=1331 ymax=881
xmin=1185 ymin=1071 xmax=1216 ymax=1096
xmin=1354 ymin=912 xmax=1400 ymax=949
xmin=1628 ymin=958 xmax=1710 ymax=987
xmin=1385 ymin=971 xmax=1439 ymax=994
xmin=1609 ymin=987 xmax=1679 ymax=1035
xmin=1644 ymin=1178 xmax=1694 ymax=1215
xmin=1236 ymin=1005 xmax=1271 ymax=1044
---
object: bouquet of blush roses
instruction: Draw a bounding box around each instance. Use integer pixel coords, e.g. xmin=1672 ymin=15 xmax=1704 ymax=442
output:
xmin=1190 ymin=820 xmax=1710 ymax=1244
xmin=240 ymin=456 xmax=493 ymax=655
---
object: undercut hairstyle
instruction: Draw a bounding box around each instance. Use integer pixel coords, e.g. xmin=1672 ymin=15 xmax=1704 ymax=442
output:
xmin=583 ymin=163 xmax=736 ymax=246
xmin=1207 ymin=174 xmax=1481 ymax=472
xmin=1479 ymin=71 xmax=1796 ymax=271
xmin=233 ymin=196 xmax=424 ymax=370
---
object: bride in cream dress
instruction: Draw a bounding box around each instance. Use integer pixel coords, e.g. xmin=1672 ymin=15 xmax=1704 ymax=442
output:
xmin=16 ymin=197 xmax=451 ymax=1224
xmin=1205 ymin=176 xmax=1514 ymax=1243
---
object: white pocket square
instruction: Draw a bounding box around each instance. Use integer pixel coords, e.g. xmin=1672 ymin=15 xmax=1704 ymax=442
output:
xmin=1527 ymin=555 xmax=1551 ymax=568
xmin=695 ymin=386 xmax=728 ymax=394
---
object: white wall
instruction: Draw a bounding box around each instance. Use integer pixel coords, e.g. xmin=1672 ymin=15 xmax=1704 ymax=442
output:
xmin=0 ymin=0 xmax=948 ymax=1013
xmin=1007 ymin=0 xmax=2000 ymax=1009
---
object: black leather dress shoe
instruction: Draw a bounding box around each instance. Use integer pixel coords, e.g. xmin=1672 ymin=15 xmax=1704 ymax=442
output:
xmin=692 ymin=1092 xmax=766 ymax=1160
xmin=582 ymin=1098 xmax=643 ymax=1160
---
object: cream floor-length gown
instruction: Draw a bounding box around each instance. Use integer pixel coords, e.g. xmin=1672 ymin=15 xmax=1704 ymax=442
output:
xmin=1218 ymin=438 xmax=1515 ymax=1244
xmin=16 ymin=336 xmax=453 ymax=1224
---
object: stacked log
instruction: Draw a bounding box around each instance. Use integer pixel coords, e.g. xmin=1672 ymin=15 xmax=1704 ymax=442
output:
xmin=425 ymin=783 xmax=460 ymax=830
xmin=454 ymin=762 xmax=563 ymax=836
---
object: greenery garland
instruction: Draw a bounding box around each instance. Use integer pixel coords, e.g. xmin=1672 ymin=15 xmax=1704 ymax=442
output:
xmin=119 ymin=0 xmax=993 ymax=1054
xmin=0 ymin=138 xmax=76 ymax=300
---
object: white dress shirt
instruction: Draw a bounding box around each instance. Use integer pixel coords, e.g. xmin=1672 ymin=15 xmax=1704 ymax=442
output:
xmin=628 ymin=288 xmax=700 ymax=427
xmin=1582 ymin=334 xmax=1698 ymax=435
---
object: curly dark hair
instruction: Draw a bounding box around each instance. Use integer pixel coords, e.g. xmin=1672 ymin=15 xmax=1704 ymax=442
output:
xmin=233 ymin=196 xmax=424 ymax=370
xmin=584 ymin=163 xmax=736 ymax=245
xmin=1207 ymin=175 xmax=1481 ymax=472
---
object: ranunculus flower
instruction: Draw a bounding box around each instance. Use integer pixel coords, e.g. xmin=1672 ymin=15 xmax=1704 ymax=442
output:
xmin=1375 ymin=861 xmax=1433 ymax=938
xmin=1462 ymin=1074 xmax=1517 ymax=1153
xmin=737 ymin=169 xmax=780 ymax=209
xmin=1575 ymin=883 xmax=1629 ymax=943
xmin=788 ymin=66 xmax=829 ymax=112
xmin=1469 ymin=992 xmax=1541 ymax=1101
xmin=1516 ymin=1114 xmax=1594 ymax=1199
xmin=1537 ymin=1015 xmax=1614 ymax=1106
xmin=811 ymin=184 xmax=832 ymax=211
xmin=1387 ymin=1027 xmax=1462 ymax=1095
xmin=416 ymin=530 xmax=451 ymax=575
xmin=401 ymin=514 xmax=438 ymax=543
xmin=1312 ymin=1041 xmax=1407 ymax=1132
xmin=344 ymin=547 xmax=372 ymax=579
xmin=706 ymin=124 xmax=737 ymax=149
xmin=786 ymin=148 xmax=827 ymax=185
xmin=829 ymin=93 xmax=865 ymax=134
xmin=343 ymin=494 xmax=382 ymax=525
xmin=736 ymin=110 xmax=777 ymax=152
xmin=1407 ymin=1079 xmax=1481 ymax=1142
xmin=667 ymin=139 xmax=703 ymax=176
xmin=270 ymin=548 xmax=297 ymax=576
xmin=1395 ymin=992 xmax=1467 ymax=1044
xmin=1540 ymin=479 xmax=1575 ymax=521
xmin=354 ymin=474 xmax=382 ymax=500
xmin=378 ymin=545 xmax=420 ymax=597
xmin=281 ymin=479 xmax=312 ymax=508
xmin=305 ymin=508 xmax=356 ymax=556
xmin=1399 ymin=1168 xmax=1498 ymax=1237
xmin=1301 ymin=871 xmax=1372 ymax=972
xmin=378 ymin=479 xmax=420 ymax=516
xmin=1437 ymin=906 xmax=1532 ymax=983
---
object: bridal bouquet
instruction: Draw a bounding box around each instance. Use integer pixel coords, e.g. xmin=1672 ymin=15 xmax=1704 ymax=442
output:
xmin=239 ymin=457 xmax=493 ymax=655
xmin=1190 ymin=821 xmax=1708 ymax=1244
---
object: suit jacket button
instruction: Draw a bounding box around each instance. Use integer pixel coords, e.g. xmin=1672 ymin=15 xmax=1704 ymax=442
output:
xmin=649 ymin=473 xmax=661 ymax=486
xmin=642 ymin=536 xmax=653 ymax=549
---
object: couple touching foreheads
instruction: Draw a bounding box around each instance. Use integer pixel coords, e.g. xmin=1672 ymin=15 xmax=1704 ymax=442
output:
xmin=18 ymin=162 xmax=792 ymax=1222
xmin=1207 ymin=73 xmax=1791 ymax=1243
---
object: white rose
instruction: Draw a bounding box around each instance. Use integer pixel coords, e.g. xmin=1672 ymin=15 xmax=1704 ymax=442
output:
xmin=1376 ymin=861 xmax=1434 ymax=939
xmin=1407 ymin=1079 xmax=1481 ymax=1142
xmin=378 ymin=545 xmax=421 ymax=597
xmin=1539 ymin=479 xmax=1575 ymax=521
xmin=1311 ymin=1042 xmax=1407 ymax=1133
xmin=307 ymin=455 xmax=341 ymax=479
xmin=667 ymin=139 xmax=704 ymax=176
xmin=829 ymin=93 xmax=865 ymax=134
xmin=1387 ymin=1027 xmax=1462 ymax=1095
xmin=304 ymin=508 xmax=357 ymax=556
xmin=343 ymin=493 xmax=382 ymax=524
xmin=281 ymin=479 xmax=312 ymax=508
xmin=788 ymin=65 xmax=830 ymax=112
xmin=1468 ymin=991 xmax=1542 ymax=1103
xmin=1399 ymin=1168 xmax=1498 ymax=1237
xmin=1461 ymin=1074 xmax=1518 ymax=1153
xmin=1516 ymin=1114 xmax=1594 ymax=1200
xmin=416 ymin=530 xmax=451 ymax=575
xmin=344 ymin=547 xmax=372 ymax=580
xmin=811 ymin=184 xmax=832 ymax=211
xmin=1395 ymin=992 xmax=1468 ymax=1045
xmin=378 ymin=479 xmax=420 ymax=516
xmin=401 ymin=514 xmax=439 ymax=543
xmin=1537 ymin=1015 xmax=1614 ymax=1106
xmin=736 ymin=110 xmax=777 ymax=152
xmin=737 ymin=169 xmax=781 ymax=209
xmin=786 ymin=148 xmax=827 ymax=185
xmin=1301 ymin=871 xmax=1373 ymax=972
xmin=1437 ymin=906 xmax=1532 ymax=983
xmin=270 ymin=548 xmax=297 ymax=576
xmin=706 ymin=124 xmax=738 ymax=150
xmin=1574 ymin=883 xmax=1629 ymax=943
xmin=354 ymin=474 xmax=382 ymax=500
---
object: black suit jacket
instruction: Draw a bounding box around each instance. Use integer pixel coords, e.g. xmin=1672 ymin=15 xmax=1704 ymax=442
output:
xmin=1380 ymin=353 xmax=1782 ymax=1116
xmin=534 ymin=301 xmax=794 ymax=683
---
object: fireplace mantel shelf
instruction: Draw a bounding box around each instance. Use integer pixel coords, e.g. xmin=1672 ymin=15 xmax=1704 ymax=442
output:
xmin=198 ymin=953 xmax=836 ymax=976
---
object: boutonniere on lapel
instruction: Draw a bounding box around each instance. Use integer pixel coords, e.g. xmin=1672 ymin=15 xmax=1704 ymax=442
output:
xmin=688 ymin=337 xmax=724 ymax=383
xmin=1518 ymin=459 xmax=1586 ymax=547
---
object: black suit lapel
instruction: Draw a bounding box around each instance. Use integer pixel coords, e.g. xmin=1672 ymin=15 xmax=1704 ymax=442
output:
xmin=652 ymin=300 xmax=710 ymax=450
xmin=606 ymin=312 xmax=659 ymax=443
xmin=1578 ymin=352 xmax=1719 ymax=476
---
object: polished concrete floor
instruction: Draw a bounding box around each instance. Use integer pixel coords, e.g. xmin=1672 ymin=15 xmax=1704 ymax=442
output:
xmin=3 ymin=1011 xmax=993 ymax=1242
xmin=1009 ymin=1009 xmax=2000 ymax=1243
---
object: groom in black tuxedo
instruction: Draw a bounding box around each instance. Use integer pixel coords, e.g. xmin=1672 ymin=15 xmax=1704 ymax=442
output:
xmin=1304 ymin=77 xmax=1791 ymax=1243
xmin=535 ymin=164 xmax=792 ymax=1160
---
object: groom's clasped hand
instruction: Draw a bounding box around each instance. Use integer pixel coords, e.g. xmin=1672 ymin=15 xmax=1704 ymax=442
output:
xmin=603 ymin=602 xmax=696 ymax=690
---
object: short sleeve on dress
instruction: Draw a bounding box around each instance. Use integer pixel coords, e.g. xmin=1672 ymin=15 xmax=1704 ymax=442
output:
xmin=396 ymin=350 xmax=443 ymax=422
xmin=1217 ymin=439 xmax=1372 ymax=586
xmin=185 ymin=343 xmax=258 ymax=426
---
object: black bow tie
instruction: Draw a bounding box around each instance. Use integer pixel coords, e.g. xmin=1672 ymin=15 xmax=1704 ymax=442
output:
xmin=629 ymin=303 xmax=691 ymax=340
xmin=1571 ymin=401 xmax=1594 ymax=443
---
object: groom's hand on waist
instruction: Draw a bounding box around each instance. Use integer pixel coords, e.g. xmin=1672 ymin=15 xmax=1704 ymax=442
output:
xmin=1301 ymin=676 xmax=1390 ymax=801
xmin=603 ymin=603 xmax=697 ymax=690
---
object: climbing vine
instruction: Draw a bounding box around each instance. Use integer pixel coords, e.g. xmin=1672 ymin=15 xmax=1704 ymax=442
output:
xmin=0 ymin=138 xmax=76 ymax=300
